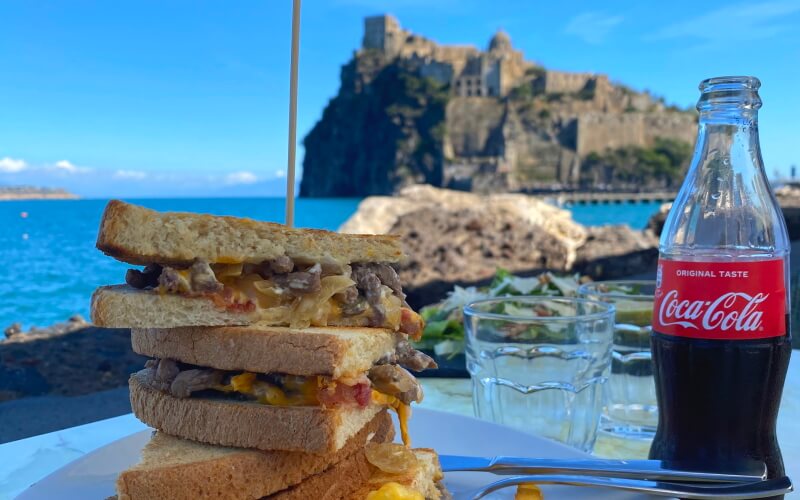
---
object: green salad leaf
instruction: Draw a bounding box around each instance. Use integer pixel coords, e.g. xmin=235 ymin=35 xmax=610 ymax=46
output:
xmin=413 ymin=269 xmax=585 ymax=355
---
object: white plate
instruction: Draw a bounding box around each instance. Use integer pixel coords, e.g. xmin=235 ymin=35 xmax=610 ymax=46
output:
xmin=20 ymin=408 xmax=654 ymax=499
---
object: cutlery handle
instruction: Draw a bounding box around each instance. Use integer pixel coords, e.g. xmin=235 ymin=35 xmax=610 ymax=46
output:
xmin=484 ymin=457 xmax=766 ymax=483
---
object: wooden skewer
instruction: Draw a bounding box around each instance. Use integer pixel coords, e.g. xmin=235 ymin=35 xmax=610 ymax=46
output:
xmin=285 ymin=0 xmax=301 ymax=227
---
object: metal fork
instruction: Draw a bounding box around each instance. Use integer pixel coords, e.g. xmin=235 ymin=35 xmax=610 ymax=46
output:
xmin=453 ymin=475 xmax=793 ymax=500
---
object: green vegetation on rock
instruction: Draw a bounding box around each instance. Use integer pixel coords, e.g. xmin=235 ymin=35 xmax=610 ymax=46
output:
xmin=581 ymin=138 xmax=693 ymax=189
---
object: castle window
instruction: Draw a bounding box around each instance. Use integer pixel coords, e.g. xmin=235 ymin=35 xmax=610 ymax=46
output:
xmin=487 ymin=87 xmax=495 ymax=96
xmin=476 ymin=88 xmax=482 ymax=96
xmin=466 ymin=80 xmax=472 ymax=87
xmin=456 ymin=80 xmax=461 ymax=87
xmin=467 ymin=89 xmax=472 ymax=96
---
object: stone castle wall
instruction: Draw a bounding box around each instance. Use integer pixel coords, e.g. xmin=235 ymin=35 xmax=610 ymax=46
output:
xmin=576 ymin=113 xmax=697 ymax=156
xmin=364 ymin=15 xmax=530 ymax=99
xmin=540 ymin=70 xmax=594 ymax=94
xmin=363 ymin=15 xmax=405 ymax=56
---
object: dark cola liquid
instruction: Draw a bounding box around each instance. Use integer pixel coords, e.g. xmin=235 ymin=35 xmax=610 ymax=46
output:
xmin=649 ymin=315 xmax=792 ymax=481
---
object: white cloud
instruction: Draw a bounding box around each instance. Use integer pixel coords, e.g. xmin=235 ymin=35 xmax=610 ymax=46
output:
xmin=0 ymin=157 xmax=28 ymax=173
xmin=275 ymin=169 xmax=287 ymax=178
xmin=54 ymin=160 xmax=91 ymax=174
xmin=114 ymin=169 xmax=148 ymax=180
xmin=225 ymin=171 xmax=259 ymax=185
xmin=564 ymin=12 xmax=623 ymax=44
xmin=648 ymin=1 xmax=800 ymax=46
xmin=55 ymin=160 xmax=78 ymax=172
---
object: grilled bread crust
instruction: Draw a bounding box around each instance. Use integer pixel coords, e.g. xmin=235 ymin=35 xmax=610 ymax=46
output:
xmin=131 ymin=325 xmax=398 ymax=379
xmin=91 ymin=285 xmax=259 ymax=328
xmin=91 ymin=284 xmax=389 ymax=330
xmin=96 ymin=199 xmax=403 ymax=267
xmin=116 ymin=410 xmax=393 ymax=500
xmin=129 ymin=372 xmax=383 ymax=454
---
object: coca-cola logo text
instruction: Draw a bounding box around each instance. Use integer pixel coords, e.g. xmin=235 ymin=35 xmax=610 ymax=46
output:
xmin=653 ymin=259 xmax=785 ymax=340
xmin=658 ymin=290 xmax=768 ymax=333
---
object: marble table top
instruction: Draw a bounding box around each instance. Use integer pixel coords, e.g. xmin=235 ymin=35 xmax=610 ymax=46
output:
xmin=1 ymin=355 xmax=798 ymax=499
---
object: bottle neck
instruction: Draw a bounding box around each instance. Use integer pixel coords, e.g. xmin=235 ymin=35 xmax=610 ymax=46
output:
xmin=694 ymin=111 xmax=763 ymax=178
xmin=659 ymin=76 xmax=789 ymax=259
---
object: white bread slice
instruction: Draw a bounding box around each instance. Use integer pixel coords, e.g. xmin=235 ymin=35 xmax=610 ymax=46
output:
xmin=131 ymin=325 xmax=397 ymax=379
xmin=91 ymin=285 xmax=389 ymax=330
xmin=96 ymin=199 xmax=403 ymax=267
xmin=351 ymin=448 xmax=445 ymax=500
xmin=267 ymin=446 xmax=374 ymax=500
xmin=130 ymin=372 xmax=383 ymax=454
xmin=91 ymin=285 xmax=259 ymax=328
xmin=116 ymin=409 xmax=394 ymax=500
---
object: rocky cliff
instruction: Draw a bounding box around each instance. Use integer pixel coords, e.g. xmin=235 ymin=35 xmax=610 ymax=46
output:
xmin=301 ymin=15 xmax=697 ymax=197
xmin=301 ymin=55 xmax=448 ymax=197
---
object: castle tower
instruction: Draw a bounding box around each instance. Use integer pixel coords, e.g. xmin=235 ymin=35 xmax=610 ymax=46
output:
xmin=488 ymin=30 xmax=512 ymax=53
xmin=363 ymin=15 xmax=403 ymax=57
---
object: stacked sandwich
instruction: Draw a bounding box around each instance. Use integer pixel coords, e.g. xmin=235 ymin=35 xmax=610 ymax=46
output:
xmin=91 ymin=201 xmax=446 ymax=500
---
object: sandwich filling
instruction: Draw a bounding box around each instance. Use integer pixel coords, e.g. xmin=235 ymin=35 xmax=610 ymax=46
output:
xmin=125 ymin=258 xmax=424 ymax=338
xmin=140 ymin=358 xmax=425 ymax=406
xmin=139 ymin=352 xmax=434 ymax=445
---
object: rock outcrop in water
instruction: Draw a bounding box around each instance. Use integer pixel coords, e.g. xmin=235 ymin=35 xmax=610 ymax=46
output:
xmin=647 ymin=188 xmax=800 ymax=241
xmin=301 ymin=15 xmax=696 ymax=197
xmin=341 ymin=186 xmax=658 ymax=307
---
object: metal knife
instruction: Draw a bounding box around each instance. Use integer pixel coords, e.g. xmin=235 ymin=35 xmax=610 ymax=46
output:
xmin=438 ymin=455 xmax=767 ymax=483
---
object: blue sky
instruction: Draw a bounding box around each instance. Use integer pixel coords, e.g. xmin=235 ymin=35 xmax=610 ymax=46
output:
xmin=1 ymin=0 xmax=799 ymax=198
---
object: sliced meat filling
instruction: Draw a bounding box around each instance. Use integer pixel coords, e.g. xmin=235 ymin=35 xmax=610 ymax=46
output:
xmin=139 ymin=358 xmax=424 ymax=409
xmin=141 ymin=359 xmax=223 ymax=398
xmin=367 ymin=365 xmax=423 ymax=405
xmin=124 ymin=257 xmax=424 ymax=336
xmin=379 ymin=340 xmax=438 ymax=372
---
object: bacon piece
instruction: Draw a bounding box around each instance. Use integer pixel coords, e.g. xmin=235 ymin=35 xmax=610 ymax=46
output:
xmin=399 ymin=308 xmax=425 ymax=341
xmin=207 ymin=287 xmax=256 ymax=313
xmin=317 ymin=381 xmax=372 ymax=408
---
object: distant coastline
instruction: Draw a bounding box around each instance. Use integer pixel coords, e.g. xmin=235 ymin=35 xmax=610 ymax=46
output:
xmin=0 ymin=186 xmax=79 ymax=201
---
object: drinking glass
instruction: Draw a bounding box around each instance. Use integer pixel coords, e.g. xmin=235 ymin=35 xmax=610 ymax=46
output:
xmin=464 ymin=297 xmax=614 ymax=453
xmin=578 ymin=281 xmax=657 ymax=444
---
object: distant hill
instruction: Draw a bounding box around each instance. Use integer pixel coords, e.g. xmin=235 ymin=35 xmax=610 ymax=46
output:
xmin=301 ymin=15 xmax=696 ymax=197
xmin=0 ymin=186 xmax=79 ymax=200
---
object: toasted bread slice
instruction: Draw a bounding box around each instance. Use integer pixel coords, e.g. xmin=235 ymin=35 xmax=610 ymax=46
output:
xmin=91 ymin=285 xmax=259 ymax=328
xmin=351 ymin=448 xmax=445 ymax=500
xmin=91 ymin=284 xmax=399 ymax=330
xmin=267 ymin=447 xmax=374 ymax=500
xmin=116 ymin=410 xmax=394 ymax=500
xmin=130 ymin=372 xmax=384 ymax=454
xmin=96 ymin=200 xmax=403 ymax=267
xmin=131 ymin=325 xmax=397 ymax=379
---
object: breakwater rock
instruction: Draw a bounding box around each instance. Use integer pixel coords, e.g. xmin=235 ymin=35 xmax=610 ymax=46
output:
xmin=647 ymin=188 xmax=800 ymax=241
xmin=0 ymin=323 xmax=145 ymax=402
xmin=341 ymin=185 xmax=658 ymax=307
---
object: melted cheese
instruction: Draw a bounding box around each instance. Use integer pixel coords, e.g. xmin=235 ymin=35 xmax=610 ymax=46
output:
xmin=221 ymin=372 xmax=318 ymax=406
xmin=156 ymin=264 xmax=409 ymax=330
xmin=372 ymin=390 xmax=412 ymax=447
xmin=365 ymin=482 xmax=424 ymax=500
xmin=515 ymin=484 xmax=544 ymax=500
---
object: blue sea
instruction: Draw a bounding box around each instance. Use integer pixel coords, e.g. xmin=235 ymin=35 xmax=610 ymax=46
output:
xmin=0 ymin=198 xmax=663 ymax=330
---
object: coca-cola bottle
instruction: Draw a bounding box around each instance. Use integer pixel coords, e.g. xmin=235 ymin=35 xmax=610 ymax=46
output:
xmin=651 ymin=76 xmax=792 ymax=484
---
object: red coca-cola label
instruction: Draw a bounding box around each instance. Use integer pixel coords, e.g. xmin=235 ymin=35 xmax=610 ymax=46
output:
xmin=653 ymin=259 xmax=786 ymax=339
